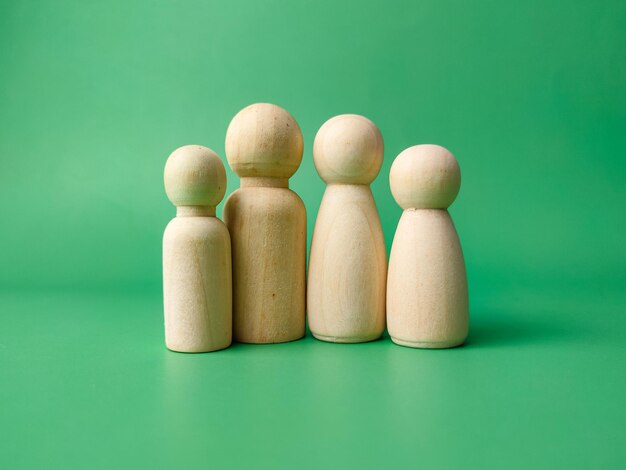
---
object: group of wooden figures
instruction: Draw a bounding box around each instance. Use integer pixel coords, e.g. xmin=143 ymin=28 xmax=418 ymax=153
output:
xmin=163 ymin=103 xmax=468 ymax=353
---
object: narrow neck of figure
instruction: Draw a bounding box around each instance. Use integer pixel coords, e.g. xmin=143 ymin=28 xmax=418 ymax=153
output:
xmin=326 ymin=182 xmax=371 ymax=188
xmin=406 ymin=207 xmax=449 ymax=213
xmin=176 ymin=206 xmax=216 ymax=217
xmin=240 ymin=176 xmax=289 ymax=189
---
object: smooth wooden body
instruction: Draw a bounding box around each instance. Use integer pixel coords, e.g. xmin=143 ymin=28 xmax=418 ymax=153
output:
xmin=224 ymin=183 xmax=306 ymax=343
xmin=308 ymin=184 xmax=386 ymax=342
xmin=163 ymin=215 xmax=232 ymax=352
xmin=387 ymin=209 xmax=468 ymax=348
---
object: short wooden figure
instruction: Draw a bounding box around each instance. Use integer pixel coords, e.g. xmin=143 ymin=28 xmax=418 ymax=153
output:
xmin=387 ymin=144 xmax=469 ymax=348
xmin=223 ymin=103 xmax=306 ymax=343
xmin=308 ymin=114 xmax=387 ymax=343
xmin=163 ymin=145 xmax=232 ymax=352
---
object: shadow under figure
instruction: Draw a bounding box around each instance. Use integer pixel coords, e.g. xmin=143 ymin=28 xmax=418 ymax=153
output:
xmin=465 ymin=308 xmax=583 ymax=349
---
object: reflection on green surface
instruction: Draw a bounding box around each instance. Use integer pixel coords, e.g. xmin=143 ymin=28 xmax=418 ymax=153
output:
xmin=0 ymin=289 xmax=623 ymax=468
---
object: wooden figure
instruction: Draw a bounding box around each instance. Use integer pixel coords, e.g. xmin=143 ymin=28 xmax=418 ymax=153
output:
xmin=223 ymin=103 xmax=306 ymax=343
xmin=308 ymin=114 xmax=387 ymax=343
xmin=387 ymin=144 xmax=469 ymax=348
xmin=163 ymin=145 xmax=232 ymax=352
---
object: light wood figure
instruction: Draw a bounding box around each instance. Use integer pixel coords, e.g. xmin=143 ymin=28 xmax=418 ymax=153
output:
xmin=163 ymin=145 xmax=232 ymax=353
xmin=308 ymin=114 xmax=386 ymax=343
xmin=387 ymin=144 xmax=469 ymax=348
xmin=223 ymin=103 xmax=306 ymax=343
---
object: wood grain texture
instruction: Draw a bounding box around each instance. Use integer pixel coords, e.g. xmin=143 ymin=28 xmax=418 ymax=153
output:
xmin=387 ymin=144 xmax=469 ymax=348
xmin=307 ymin=114 xmax=386 ymax=343
xmin=308 ymin=185 xmax=386 ymax=342
xmin=224 ymin=103 xmax=306 ymax=343
xmin=163 ymin=145 xmax=232 ymax=353
xmin=224 ymin=183 xmax=306 ymax=343
xmin=163 ymin=216 xmax=232 ymax=352
xmin=224 ymin=103 xmax=303 ymax=179
xmin=387 ymin=209 xmax=468 ymax=348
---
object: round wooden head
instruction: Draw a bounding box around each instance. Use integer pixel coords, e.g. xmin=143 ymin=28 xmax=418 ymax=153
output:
xmin=313 ymin=114 xmax=383 ymax=185
xmin=225 ymin=103 xmax=303 ymax=178
xmin=164 ymin=145 xmax=226 ymax=207
xmin=390 ymin=144 xmax=461 ymax=210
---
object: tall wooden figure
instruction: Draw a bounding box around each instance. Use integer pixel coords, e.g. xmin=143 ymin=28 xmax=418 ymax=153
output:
xmin=308 ymin=114 xmax=387 ymax=343
xmin=387 ymin=144 xmax=469 ymax=348
xmin=224 ymin=103 xmax=306 ymax=343
xmin=163 ymin=145 xmax=232 ymax=352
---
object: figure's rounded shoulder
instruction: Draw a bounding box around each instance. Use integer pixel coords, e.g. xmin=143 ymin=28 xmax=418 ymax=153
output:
xmin=222 ymin=188 xmax=305 ymax=227
xmin=284 ymin=189 xmax=305 ymax=212
xmin=223 ymin=189 xmax=242 ymax=208
xmin=164 ymin=216 xmax=229 ymax=244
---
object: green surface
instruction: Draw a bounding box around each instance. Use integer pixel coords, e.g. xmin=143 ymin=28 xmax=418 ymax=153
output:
xmin=1 ymin=0 xmax=625 ymax=468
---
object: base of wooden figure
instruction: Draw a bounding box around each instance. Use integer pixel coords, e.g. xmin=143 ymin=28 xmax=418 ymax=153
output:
xmin=312 ymin=332 xmax=382 ymax=344
xmin=235 ymin=332 xmax=305 ymax=345
xmin=166 ymin=342 xmax=232 ymax=354
xmin=390 ymin=336 xmax=466 ymax=349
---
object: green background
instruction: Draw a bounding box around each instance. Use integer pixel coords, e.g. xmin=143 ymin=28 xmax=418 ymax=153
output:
xmin=1 ymin=0 xmax=625 ymax=468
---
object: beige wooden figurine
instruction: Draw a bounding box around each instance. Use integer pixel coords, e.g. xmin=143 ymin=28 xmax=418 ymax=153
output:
xmin=387 ymin=145 xmax=469 ymax=348
xmin=308 ymin=115 xmax=387 ymax=343
xmin=224 ymin=103 xmax=306 ymax=343
xmin=163 ymin=145 xmax=232 ymax=352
